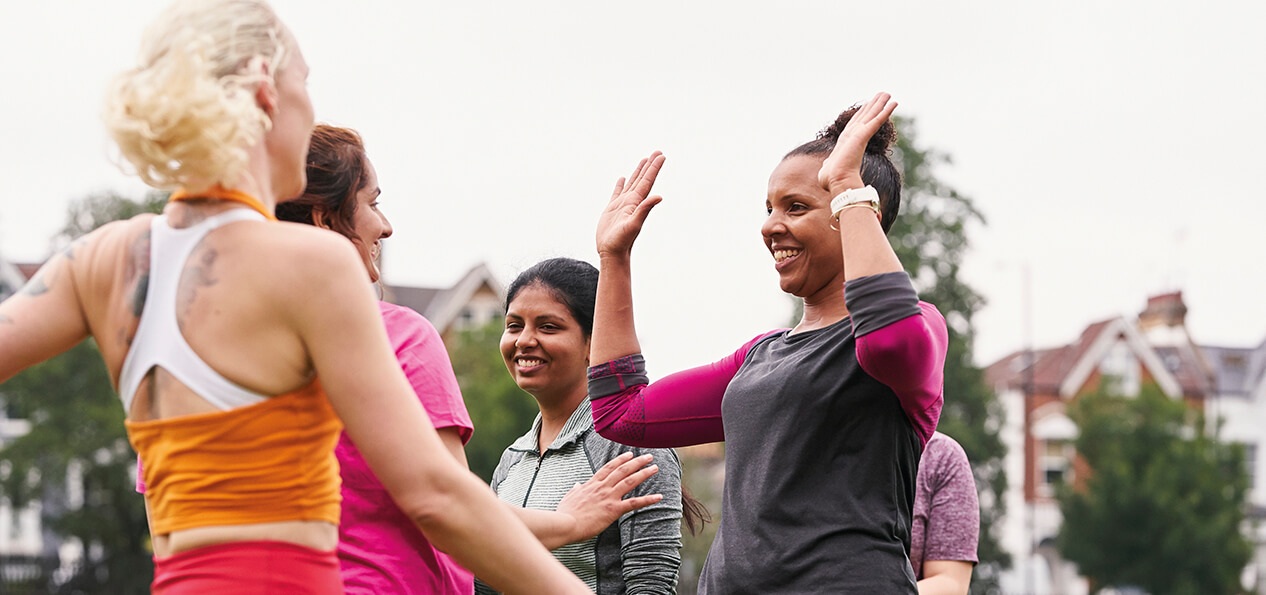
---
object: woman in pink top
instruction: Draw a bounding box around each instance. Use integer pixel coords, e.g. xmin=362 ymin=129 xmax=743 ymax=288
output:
xmin=277 ymin=124 xmax=664 ymax=594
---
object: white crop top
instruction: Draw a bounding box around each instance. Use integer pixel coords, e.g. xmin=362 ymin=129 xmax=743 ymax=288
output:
xmin=118 ymin=209 xmax=270 ymax=414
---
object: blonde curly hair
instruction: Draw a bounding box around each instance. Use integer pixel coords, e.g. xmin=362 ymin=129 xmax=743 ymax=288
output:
xmin=103 ymin=0 xmax=290 ymax=191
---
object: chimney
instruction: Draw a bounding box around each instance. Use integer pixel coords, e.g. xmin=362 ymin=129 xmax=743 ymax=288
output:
xmin=1138 ymin=291 xmax=1187 ymax=331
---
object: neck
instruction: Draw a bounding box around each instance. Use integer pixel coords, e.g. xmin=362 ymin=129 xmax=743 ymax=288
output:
xmin=535 ymin=382 xmax=589 ymax=452
xmin=794 ymin=279 xmax=850 ymax=333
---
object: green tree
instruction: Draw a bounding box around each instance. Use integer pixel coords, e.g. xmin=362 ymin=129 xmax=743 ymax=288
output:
xmin=889 ymin=116 xmax=1010 ymax=590
xmin=0 ymin=192 xmax=165 ymax=593
xmin=444 ymin=320 xmax=539 ymax=482
xmin=1058 ymin=384 xmax=1252 ymax=595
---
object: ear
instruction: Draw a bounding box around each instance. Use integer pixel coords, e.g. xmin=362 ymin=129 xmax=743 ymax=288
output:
xmin=254 ymin=61 xmax=279 ymax=118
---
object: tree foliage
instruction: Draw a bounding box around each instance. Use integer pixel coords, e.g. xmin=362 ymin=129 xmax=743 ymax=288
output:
xmin=0 ymin=192 xmax=163 ymax=593
xmin=888 ymin=117 xmax=1010 ymax=589
xmin=444 ymin=321 xmax=540 ymax=483
xmin=1058 ymin=384 xmax=1252 ymax=595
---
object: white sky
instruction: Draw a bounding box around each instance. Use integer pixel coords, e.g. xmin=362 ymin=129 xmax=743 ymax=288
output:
xmin=2 ymin=1 xmax=1264 ymax=371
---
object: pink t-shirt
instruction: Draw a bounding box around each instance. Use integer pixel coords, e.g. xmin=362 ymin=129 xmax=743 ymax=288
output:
xmin=336 ymin=302 xmax=475 ymax=594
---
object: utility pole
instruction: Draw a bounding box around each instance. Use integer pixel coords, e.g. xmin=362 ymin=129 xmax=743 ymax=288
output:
xmin=1022 ymin=262 xmax=1036 ymax=595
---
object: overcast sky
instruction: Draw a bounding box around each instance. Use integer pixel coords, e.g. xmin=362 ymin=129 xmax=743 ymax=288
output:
xmin=2 ymin=0 xmax=1263 ymax=372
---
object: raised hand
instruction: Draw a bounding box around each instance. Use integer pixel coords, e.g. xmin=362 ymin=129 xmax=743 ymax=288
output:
xmin=818 ymin=92 xmax=898 ymax=195
xmin=596 ymin=152 xmax=665 ymax=258
xmin=555 ymin=452 xmax=662 ymax=541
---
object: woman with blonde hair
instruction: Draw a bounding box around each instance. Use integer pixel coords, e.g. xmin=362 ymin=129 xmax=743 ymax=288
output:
xmin=0 ymin=1 xmax=594 ymax=592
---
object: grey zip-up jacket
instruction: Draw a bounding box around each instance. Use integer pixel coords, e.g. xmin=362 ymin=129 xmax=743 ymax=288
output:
xmin=475 ymin=399 xmax=683 ymax=594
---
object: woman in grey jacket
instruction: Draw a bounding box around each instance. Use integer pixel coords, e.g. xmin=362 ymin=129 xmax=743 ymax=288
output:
xmin=476 ymin=258 xmax=705 ymax=594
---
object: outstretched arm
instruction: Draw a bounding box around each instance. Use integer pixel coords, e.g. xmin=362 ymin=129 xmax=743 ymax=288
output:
xmin=509 ymin=452 xmax=663 ymax=550
xmin=0 ymin=240 xmax=93 ymax=383
xmin=590 ymin=151 xmax=664 ymax=364
xmin=290 ymin=236 xmax=588 ymax=595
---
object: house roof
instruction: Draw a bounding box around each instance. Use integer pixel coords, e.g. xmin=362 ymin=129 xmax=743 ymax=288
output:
xmin=0 ymin=253 xmax=31 ymax=298
xmin=382 ymin=262 xmax=505 ymax=334
xmin=986 ymin=313 xmax=1189 ymax=399
xmin=985 ymin=319 xmax=1115 ymax=394
xmin=1202 ymin=339 xmax=1266 ymax=398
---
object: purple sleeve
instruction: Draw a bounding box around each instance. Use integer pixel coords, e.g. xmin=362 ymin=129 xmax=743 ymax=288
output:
xmin=920 ymin=435 xmax=980 ymax=570
xmin=846 ymin=272 xmax=948 ymax=447
xmin=379 ymin=302 xmax=474 ymax=443
xmin=588 ymin=331 xmax=782 ymax=448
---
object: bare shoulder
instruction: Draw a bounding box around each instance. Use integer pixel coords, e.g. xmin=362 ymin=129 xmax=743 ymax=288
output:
xmin=233 ymin=221 xmax=370 ymax=303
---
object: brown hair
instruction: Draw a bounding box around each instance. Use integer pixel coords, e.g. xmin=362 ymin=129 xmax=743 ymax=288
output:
xmin=785 ymin=106 xmax=902 ymax=234
xmin=275 ymin=124 xmax=368 ymax=241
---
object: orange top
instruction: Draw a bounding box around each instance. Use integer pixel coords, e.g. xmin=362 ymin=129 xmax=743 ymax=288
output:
xmin=169 ymin=186 xmax=278 ymax=221
xmin=126 ymin=380 xmax=343 ymax=535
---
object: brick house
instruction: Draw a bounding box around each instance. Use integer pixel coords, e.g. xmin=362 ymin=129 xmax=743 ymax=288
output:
xmin=985 ymin=292 xmax=1264 ymax=593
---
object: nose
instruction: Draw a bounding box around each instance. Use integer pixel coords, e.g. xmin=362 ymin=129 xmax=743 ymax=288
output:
xmin=761 ymin=210 xmax=786 ymax=240
xmin=516 ymin=327 xmax=538 ymax=348
xmin=379 ymin=211 xmax=393 ymax=239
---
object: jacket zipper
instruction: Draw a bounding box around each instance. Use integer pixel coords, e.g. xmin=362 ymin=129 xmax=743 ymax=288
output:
xmin=521 ymin=452 xmax=546 ymax=507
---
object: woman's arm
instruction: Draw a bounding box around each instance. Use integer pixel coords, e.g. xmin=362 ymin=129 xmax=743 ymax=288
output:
xmin=590 ymin=152 xmax=664 ymax=365
xmin=817 ymin=93 xmax=949 ymax=444
xmin=0 ymin=239 xmax=94 ymax=383
xmin=588 ymin=331 xmax=780 ymax=448
xmin=288 ymin=235 xmax=588 ymax=595
xmin=918 ymin=561 xmax=973 ymax=595
xmin=917 ymin=437 xmax=979 ymax=594
xmin=508 ymin=452 xmax=663 ymax=550
xmin=614 ymin=447 xmax=684 ymax=594
xmin=818 ymin=92 xmax=903 ymax=282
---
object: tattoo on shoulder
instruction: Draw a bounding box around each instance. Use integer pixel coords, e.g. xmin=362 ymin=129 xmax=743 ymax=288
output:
xmin=127 ymin=231 xmax=152 ymax=317
xmin=0 ymin=314 xmax=13 ymax=325
xmin=60 ymin=235 xmax=91 ymax=261
xmin=19 ymin=270 xmax=51 ymax=296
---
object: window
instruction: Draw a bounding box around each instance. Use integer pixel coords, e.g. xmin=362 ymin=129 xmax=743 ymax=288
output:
xmin=1245 ymin=443 xmax=1258 ymax=495
xmin=1038 ymin=439 xmax=1074 ymax=497
xmin=1099 ymin=341 xmax=1140 ymax=396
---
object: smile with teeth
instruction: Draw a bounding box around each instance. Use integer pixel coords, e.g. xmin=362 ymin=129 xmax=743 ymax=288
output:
xmin=773 ymin=249 xmax=802 ymax=263
xmin=516 ymin=357 xmax=545 ymax=369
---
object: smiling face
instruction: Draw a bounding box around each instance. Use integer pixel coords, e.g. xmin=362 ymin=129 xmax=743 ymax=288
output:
xmin=762 ymin=154 xmax=847 ymax=302
xmin=348 ymin=158 xmax=391 ymax=282
xmin=500 ymin=283 xmax=592 ymax=403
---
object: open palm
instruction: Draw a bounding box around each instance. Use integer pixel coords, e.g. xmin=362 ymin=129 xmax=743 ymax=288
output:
xmin=819 ymin=92 xmax=898 ymax=194
xmin=596 ymin=151 xmax=665 ymax=257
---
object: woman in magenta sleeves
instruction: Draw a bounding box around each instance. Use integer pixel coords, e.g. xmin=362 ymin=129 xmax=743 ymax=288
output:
xmin=587 ymin=93 xmax=948 ymax=594
xmin=275 ymin=125 xmax=663 ymax=594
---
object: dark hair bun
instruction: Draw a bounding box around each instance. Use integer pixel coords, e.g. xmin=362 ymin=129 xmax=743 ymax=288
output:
xmin=816 ymin=106 xmax=897 ymax=155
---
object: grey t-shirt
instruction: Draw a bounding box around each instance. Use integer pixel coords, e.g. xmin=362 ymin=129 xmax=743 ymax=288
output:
xmin=699 ymin=274 xmax=930 ymax=594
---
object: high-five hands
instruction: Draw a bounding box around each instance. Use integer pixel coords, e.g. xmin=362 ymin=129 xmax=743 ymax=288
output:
xmin=596 ymin=152 xmax=665 ymax=258
xmin=818 ymin=93 xmax=898 ymax=195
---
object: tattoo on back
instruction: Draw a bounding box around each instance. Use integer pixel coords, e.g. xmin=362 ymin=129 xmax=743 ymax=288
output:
xmin=0 ymin=314 xmax=13 ymax=325
xmin=177 ymin=245 xmax=220 ymax=324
